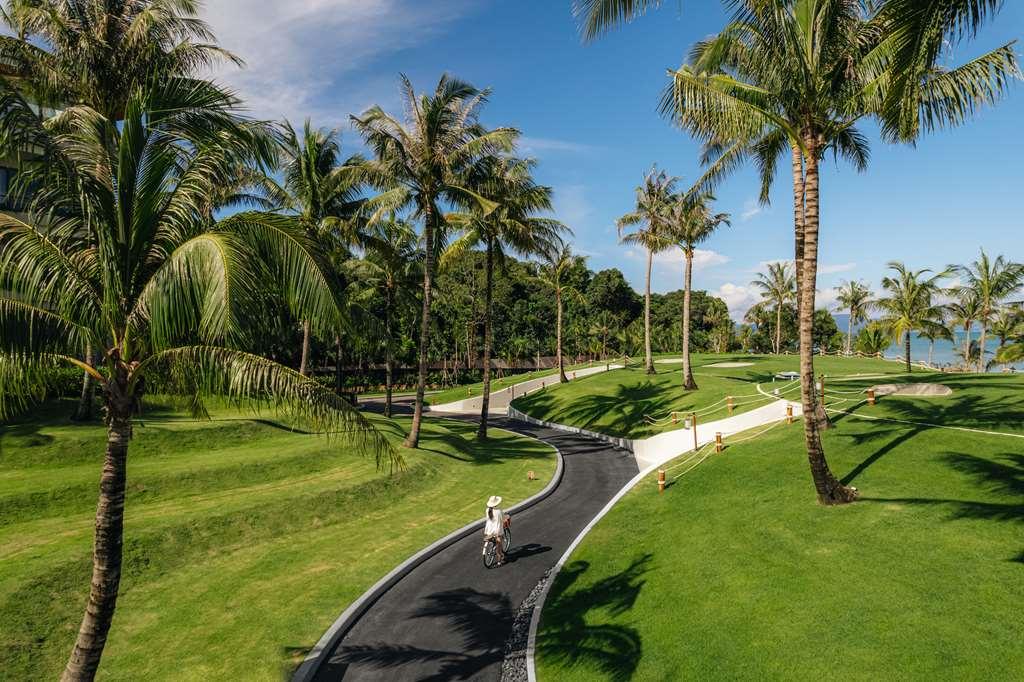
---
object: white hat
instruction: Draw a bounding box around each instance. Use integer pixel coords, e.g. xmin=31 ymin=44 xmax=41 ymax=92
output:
xmin=487 ymin=495 xmax=502 ymax=508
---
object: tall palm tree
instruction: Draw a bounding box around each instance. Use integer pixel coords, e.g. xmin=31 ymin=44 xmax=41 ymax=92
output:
xmin=834 ymin=280 xmax=875 ymax=355
xmin=590 ymin=311 xmax=618 ymax=361
xmin=991 ymin=306 xmax=1023 ymax=350
xmin=665 ymin=191 xmax=730 ymax=389
xmin=446 ymin=156 xmax=564 ymax=438
xmin=0 ymin=0 xmax=241 ymax=120
xmin=616 ymin=165 xmax=676 ymax=374
xmin=349 ymin=219 xmax=422 ymax=417
xmin=918 ymin=318 xmax=954 ymax=368
xmin=0 ymin=83 xmax=389 ymax=682
xmin=953 ymin=250 xmax=1024 ymax=372
xmin=584 ymin=0 xmax=1013 ymax=505
xmin=876 ymin=262 xmax=950 ymax=372
xmin=352 ymin=74 xmax=516 ymax=448
xmin=537 ymin=243 xmax=586 ymax=383
xmin=946 ymin=292 xmax=982 ymax=369
xmin=751 ymin=262 xmax=795 ymax=356
xmin=260 ymin=119 xmax=368 ymax=376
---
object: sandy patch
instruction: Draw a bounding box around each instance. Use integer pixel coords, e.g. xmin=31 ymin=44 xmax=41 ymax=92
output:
xmin=871 ymin=383 xmax=952 ymax=397
xmin=706 ymin=361 xmax=754 ymax=368
xmin=654 ymin=358 xmax=682 ymax=364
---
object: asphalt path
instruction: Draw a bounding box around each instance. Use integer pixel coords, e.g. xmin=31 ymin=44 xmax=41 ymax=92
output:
xmin=310 ymin=413 xmax=638 ymax=681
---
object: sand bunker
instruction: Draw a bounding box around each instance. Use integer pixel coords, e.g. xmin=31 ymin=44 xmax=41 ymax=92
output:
xmin=871 ymin=383 xmax=952 ymax=397
xmin=654 ymin=358 xmax=682 ymax=364
xmin=707 ymin=361 xmax=754 ymax=368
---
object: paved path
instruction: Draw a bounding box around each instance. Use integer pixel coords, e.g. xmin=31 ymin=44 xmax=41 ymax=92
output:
xmin=309 ymin=417 xmax=638 ymax=681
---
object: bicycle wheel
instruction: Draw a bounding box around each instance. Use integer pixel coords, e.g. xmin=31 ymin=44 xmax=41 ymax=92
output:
xmin=503 ymin=527 xmax=512 ymax=552
xmin=482 ymin=539 xmax=497 ymax=569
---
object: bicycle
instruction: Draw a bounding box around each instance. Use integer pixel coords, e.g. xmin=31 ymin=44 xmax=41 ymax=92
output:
xmin=482 ymin=517 xmax=512 ymax=569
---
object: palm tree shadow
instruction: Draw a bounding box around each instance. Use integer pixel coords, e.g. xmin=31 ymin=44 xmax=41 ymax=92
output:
xmin=537 ymin=554 xmax=652 ymax=681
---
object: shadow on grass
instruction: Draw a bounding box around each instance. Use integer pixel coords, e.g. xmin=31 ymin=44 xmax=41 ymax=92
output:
xmin=537 ymin=554 xmax=652 ymax=681
xmin=517 ymin=381 xmax=668 ymax=439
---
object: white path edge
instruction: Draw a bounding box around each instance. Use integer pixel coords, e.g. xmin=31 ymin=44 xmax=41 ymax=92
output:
xmin=517 ymin=387 xmax=803 ymax=682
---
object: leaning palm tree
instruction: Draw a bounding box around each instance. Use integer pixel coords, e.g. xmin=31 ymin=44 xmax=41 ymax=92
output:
xmin=918 ymin=320 xmax=954 ymax=368
xmin=0 ymin=83 xmax=390 ymax=682
xmin=446 ymin=156 xmax=564 ymax=439
xmin=617 ymin=165 xmax=676 ymax=374
xmin=590 ymin=310 xmax=618 ymax=361
xmin=991 ymin=306 xmax=1024 ymax=350
xmin=946 ymin=292 xmax=982 ymax=369
xmin=352 ymin=74 xmax=516 ymax=448
xmin=537 ymin=243 xmax=586 ymax=383
xmin=665 ymin=191 xmax=730 ymax=389
xmin=260 ymin=119 xmax=368 ymax=376
xmin=876 ymin=262 xmax=950 ymax=372
xmin=834 ymin=280 xmax=875 ymax=355
xmin=751 ymin=262 xmax=796 ymax=356
xmin=953 ymin=250 xmax=1024 ymax=372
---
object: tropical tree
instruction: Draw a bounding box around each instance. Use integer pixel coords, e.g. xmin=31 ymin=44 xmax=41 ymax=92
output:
xmin=991 ymin=306 xmax=1023 ymax=350
xmin=751 ymin=262 xmax=795 ymax=355
xmin=258 ymin=119 xmax=369 ymax=376
xmin=876 ymin=262 xmax=950 ymax=372
xmin=917 ymin=320 xmax=953 ymax=367
xmin=953 ymin=250 xmax=1024 ymax=372
xmin=665 ymin=191 xmax=730 ymax=389
xmin=946 ymin=292 xmax=982 ymax=369
xmin=834 ymin=280 xmax=874 ymax=355
xmin=577 ymin=0 xmax=1014 ymax=505
xmin=616 ymin=165 xmax=676 ymax=374
xmin=352 ymin=74 xmax=516 ymax=448
xmin=446 ymin=156 xmax=564 ymax=438
xmin=855 ymin=322 xmax=890 ymax=356
xmin=537 ymin=243 xmax=586 ymax=383
xmin=0 ymin=84 xmax=389 ymax=682
xmin=590 ymin=310 xmax=618 ymax=361
xmin=349 ymin=219 xmax=421 ymax=417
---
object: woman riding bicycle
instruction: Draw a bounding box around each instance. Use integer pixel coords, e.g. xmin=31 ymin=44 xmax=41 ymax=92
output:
xmin=484 ymin=495 xmax=509 ymax=566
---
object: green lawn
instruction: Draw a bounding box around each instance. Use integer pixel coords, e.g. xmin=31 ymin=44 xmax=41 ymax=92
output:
xmin=0 ymin=400 xmax=556 ymax=680
xmin=512 ymin=353 xmax=908 ymax=439
xmin=424 ymin=360 xmax=609 ymax=406
xmin=535 ymin=371 xmax=1024 ymax=680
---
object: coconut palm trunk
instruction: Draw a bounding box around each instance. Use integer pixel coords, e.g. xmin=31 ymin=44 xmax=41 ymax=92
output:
xmin=798 ymin=141 xmax=856 ymax=505
xmin=384 ymin=289 xmax=394 ymax=418
xmin=928 ymin=339 xmax=934 ymax=367
xmin=977 ymin=323 xmax=988 ymax=373
xmin=405 ymin=205 xmax=437 ymax=449
xmin=73 ymin=343 xmax=95 ymax=421
xmin=846 ymin=311 xmax=854 ymax=355
xmin=62 ymin=385 xmax=132 ymax=681
xmin=682 ymin=249 xmax=697 ymax=390
xmin=644 ymin=248 xmax=654 ymax=373
xmin=299 ymin=320 xmax=312 ymax=376
xmin=963 ymin=323 xmax=972 ymax=367
xmin=775 ymin=305 xmax=782 ymax=354
xmin=556 ymin=288 xmax=567 ymax=383
xmin=904 ymin=330 xmax=912 ymax=372
xmin=477 ymin=239 xmax=494 ymax=439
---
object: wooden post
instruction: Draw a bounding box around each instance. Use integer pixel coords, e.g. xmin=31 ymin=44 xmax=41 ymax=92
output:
xmin=541 ymin=381 xmax=545 ymax=390
xmin=727 ymin=396 xmax=734 ymax=415
xmin=672 ymin=412 xmax=677 ymax=425
xmin=786 ymin=404 xmax=794 ymax=424
xmin=467 ymin=387 xmax=471 ymax=396
xmin=867 ymin=388 xmax=875 ymax=406
xmin=819 ymin=373 xmax=826 ymax=402
xmin=658 ymin=469 xmax=666 ymax=494
xmin=715 ymin=432 xmax=723 ymax=453
xmin=572 ymin=371 xmax=577 ymax=380
xmin=527 ymin=470 xmax=535 ymax=481
xmin=691 ymin=412 xmax=698 ymax=452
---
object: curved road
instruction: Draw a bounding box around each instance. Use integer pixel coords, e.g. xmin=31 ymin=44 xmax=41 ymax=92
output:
xmin=310 ymin=416 xmax=638 ymax=681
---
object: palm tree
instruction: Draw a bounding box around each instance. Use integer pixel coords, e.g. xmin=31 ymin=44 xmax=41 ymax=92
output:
xmin=446 ymin=156 xmax=564 ymax=438
xmin=834 ymin=280 xmax=875 ymax=355
xmin=918 ymin=321 xmax=953 ymax=368
xmin=616 ymin=165 xmax=676 ymax=374
xmin=751 ymin=262 xmax=795 ymax=356
xmin=856 ymin=322 xmax=890 ymax=356
xmin=349 ymin=219 xmax=421 ymax=417
xmin=537 ymin=243 xmax=586 ymax=383
xmin=259 ymin=120 xmax=368 ymax=376
xmin=0 ymin=83 xmax=389 ymax=682
xmin=991 ymin=306 xmax=1023 ymax=350
xmin=946 ymin=292 xmax=982 ymax=369
xmin=0 ymin=0 xmax=241 ymax=120
xmin=876 ymin=262 xmax=950 ymax=372
xmin=352 ymin=74 xmax=516 ymax=448
xmin=953 ymin=250 xmax=1024 ymax=372
xmin=665 ymin=191 xmax=730 ymax=389
xmin=590 ymin=311 xmax=618 ymax=361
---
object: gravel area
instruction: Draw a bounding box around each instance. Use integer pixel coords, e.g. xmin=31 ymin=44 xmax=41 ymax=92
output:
xmin=500 ymin=571 xmax=552 ymax=682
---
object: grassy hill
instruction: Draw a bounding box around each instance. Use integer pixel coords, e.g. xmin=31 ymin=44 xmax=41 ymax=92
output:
xmin=0 ymin=400 xmax=555 ymax=680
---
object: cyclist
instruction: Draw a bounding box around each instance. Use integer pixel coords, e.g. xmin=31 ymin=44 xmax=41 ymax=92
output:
xmin=483 ymin=495 xmax=508 ymax=565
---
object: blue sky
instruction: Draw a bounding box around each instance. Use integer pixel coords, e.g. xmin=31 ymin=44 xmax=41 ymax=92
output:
xmin=206 ymin=0 xmax=1023 ymax=319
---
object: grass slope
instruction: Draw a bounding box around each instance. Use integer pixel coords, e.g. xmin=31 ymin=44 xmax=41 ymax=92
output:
xmin=0 ymin=400 xmax=555 ymax=680
xmin=535 ymin=372 xmax=1024 ymax=680
xmin=425 ymin=360 xmax=607 ymax=407
xmin=512 ymin=354 xmax=906 ymax=439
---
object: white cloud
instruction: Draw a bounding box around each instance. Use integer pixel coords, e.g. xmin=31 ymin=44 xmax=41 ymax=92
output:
xmin=713 ymin=283 xmax=761 ymax=321
xmin=204 ymin=0 xmax=476 ymax=125
xmin=518 ymin=137 xmax=598 ymax=156
xmin=740 ymin=198 xmax=766 ymax=222
xmin=647 ymin=247 xmax=730 ymax=270
xmin=818 ymin=262 xmax=857 ymax=275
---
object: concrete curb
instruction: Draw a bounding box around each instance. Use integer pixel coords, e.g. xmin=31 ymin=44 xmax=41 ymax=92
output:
xmin=291 ymin=431 xmax=567 ymax=682
xmin=507 ymin=406 xmax=635 ymax=453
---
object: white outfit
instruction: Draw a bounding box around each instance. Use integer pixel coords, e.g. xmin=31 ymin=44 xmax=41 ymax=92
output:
xmin=484 ymin=508 xmax=505 ymax=537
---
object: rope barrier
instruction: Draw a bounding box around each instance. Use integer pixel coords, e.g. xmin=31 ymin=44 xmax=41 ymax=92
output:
xmin=824 ymin=407 xmax=1024 ymax=439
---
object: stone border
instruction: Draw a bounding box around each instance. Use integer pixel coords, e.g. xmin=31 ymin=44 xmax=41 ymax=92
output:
xmin=291 ymin=430 xmax=566 ymax=682
xmin=507 ymin=406 xmax=635 ymax=453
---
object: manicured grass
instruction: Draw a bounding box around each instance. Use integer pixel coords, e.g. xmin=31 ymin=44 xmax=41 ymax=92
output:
xmin=0 ymin=399 xmax=555 ymax=680
xmin=535 ymin=372 xmax=1024 ymax=680
xmin=424 ymin=360 xmax=608 ymax=406
xmin=512 ymin=354 xmax=907 ymax=439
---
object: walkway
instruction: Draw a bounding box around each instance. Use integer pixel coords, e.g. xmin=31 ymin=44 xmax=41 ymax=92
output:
xmin=306 ymin=418 xmax=638 ymax=681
